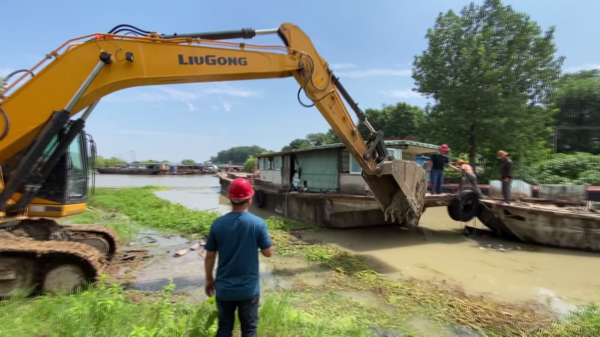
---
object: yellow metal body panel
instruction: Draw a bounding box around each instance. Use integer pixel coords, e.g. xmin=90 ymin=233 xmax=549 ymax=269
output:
xmin=27 ymin=202 xmax=87 ymax=218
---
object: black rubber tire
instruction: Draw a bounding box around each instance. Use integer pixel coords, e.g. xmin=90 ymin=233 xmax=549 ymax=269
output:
xmin=255 ymin=189 xmax=266 ymax=209
xmin=447 ymin=190 xmax=482 ymax=222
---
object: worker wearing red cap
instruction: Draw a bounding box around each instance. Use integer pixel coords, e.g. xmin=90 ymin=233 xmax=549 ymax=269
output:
xmin=427 ymin=144 xmax=450 ymax=194
xmin=204 ymin=178 xmax=273 ymax=337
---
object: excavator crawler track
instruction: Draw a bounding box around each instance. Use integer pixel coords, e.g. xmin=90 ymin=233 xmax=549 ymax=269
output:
xmin=65 ymin=225 xmax=120 ymax=258
xmin=0 ymin=235 xmax=107 ymax=297
xmin=2 ymin=219 xmax=120 ymax=260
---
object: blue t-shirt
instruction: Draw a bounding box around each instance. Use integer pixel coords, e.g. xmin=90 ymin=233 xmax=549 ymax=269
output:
xmin=204 ymin=211 xmax=273 ymax=301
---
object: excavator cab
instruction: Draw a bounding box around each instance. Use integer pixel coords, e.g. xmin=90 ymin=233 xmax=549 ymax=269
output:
xmin=34 ymin=128 xmax=89 ymax=206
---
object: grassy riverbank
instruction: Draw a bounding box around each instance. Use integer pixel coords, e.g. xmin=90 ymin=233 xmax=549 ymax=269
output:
xmin=5 ymin=186 xmax=600 ymax=336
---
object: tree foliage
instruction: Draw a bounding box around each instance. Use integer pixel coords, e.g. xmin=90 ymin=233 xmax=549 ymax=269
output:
xmin=243 ymin=156 xmax=255 ymax=173
xmin=357 ymin=103 xmax=425 ymax=141
xmin=210 ymin=146 xmax=268 ymax=165
xmin=137 ymin=160 xmax=169 ymax=164
xmin=281 ymin=130 xmax=340 ymax=151
xmin=181 ymin=159 xmax=196 ymax=165
xmin=91 ymin=156 xmax=127 ymax=168
xmin=551 ymin=70 xmax=600 ymax=154
xmin=516 ymin=152 xmax=600 ymax=185
xmin=413 ymin=0 xmax=564 ymax=168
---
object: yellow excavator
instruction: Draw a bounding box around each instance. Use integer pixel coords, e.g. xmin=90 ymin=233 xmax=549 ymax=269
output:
xmin=0 ymin=23 xmax=427 ymax=296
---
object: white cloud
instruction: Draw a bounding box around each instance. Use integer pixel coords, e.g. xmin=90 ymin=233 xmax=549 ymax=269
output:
xmin=222 ymin=102 xmax=232 ymax=112
xmin=329 ymin=63 xmax=356 ymax=70
xmin=381 ymin=89 xmax=421 ymax=99
xmin=117 ymin=130 xmax=215 ymax=141
xmin=564 ymin=64 xmax=600 ymax=73
xmin=336 ymin=68 xmax=412 ymax=79
xmin=187 ymin=102 xmax=198 ymax=111
xmin=105 ymin=84 xmax=262 ymax=104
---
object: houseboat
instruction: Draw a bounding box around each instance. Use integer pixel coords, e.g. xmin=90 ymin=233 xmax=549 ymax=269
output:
xmin=96 ymin=162 xmax=166 ymax=175
xmin=219 ymin=140 xmax=460 ymax=228
xmin=476 ymin=181 xmax=600 ymax=252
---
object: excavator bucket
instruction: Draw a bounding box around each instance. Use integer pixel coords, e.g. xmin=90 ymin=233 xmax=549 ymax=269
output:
xmin=362 ymin=159 xmax=428 ymax=226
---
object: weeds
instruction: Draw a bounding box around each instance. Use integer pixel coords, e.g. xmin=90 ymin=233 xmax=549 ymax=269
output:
xmin=537 ymin=303 xmax=600 ymax=337
xmin=83 ymin=186 xmax=221 ymax=234
xmin=0 ymin=277 xmax=392 ymax=337
xmin=67 ymin=209 xmax=141 ymax=242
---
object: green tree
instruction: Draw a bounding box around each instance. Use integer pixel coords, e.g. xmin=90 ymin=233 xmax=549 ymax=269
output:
xmin=210 ymin=146 xmax=268 ymax=165
xmin=181 ymin=159 xmax=196 ymax=165
xmin=357 ymin=103 xmax=425 ymax=141
xmin=104 ymin=156 xmax=127 ymax=166
xmin=90 ymin=155 xmax=107 ymax=168
xmin=413 ymin=0 xmax=564 ymax=167
xmin=550 ymin=69 xmax=600 ymax=154
xmin=281 ymin=130 xmax=340 ymax=151
xmin=281 ymin=139 xmax=306 ymax=152
xmin=242 ymin=156 xmax=255 ymax=173
xmin=306 ymin=130 xmax=341 ymax=146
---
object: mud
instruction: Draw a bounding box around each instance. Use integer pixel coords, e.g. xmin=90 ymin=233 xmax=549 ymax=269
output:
xmin=112 ymin=228 xmax=337 ymax=303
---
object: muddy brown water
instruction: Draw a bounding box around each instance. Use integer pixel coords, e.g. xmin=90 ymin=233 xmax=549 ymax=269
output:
xmin=95 ymin=175 xmax=599 ymax=317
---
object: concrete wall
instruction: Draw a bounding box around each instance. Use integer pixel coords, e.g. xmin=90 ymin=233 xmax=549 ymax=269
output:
xmin=260 ymin=170 xmax=282 ymax=186
xmin=339 ymin=174 xmax=367 ymax=195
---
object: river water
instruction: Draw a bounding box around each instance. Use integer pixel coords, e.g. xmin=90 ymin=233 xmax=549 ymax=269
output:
xmin=95 ymin=174 xmax=600 ymax=312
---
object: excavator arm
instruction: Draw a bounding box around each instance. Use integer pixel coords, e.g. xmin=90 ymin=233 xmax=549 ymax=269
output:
xmin=0 ymin=23 xmax=427 ymax=224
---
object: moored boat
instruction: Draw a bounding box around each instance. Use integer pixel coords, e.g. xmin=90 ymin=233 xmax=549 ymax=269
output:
xmin=476 ymin=182 xmax=600 ymax=252
xmin=96 ymin=167 xmax=162 ymax=175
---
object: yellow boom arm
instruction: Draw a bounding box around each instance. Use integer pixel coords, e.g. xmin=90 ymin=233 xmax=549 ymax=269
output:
xmin=0 ymin=23 xmax=426 ymax=224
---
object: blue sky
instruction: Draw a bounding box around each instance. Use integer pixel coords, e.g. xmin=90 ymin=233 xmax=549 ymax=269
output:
xmin=2 ymin=0 xmax=599 ymax=163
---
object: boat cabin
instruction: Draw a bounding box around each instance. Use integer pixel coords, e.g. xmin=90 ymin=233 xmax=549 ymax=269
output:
xmin=253 ymin=140 xmax=440 ymax=195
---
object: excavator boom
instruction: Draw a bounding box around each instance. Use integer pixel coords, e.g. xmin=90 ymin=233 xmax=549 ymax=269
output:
xmin=0 ymin=23 xmax=427 ymax=296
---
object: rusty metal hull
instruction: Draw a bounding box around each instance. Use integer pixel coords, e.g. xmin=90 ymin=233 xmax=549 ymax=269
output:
xmin=477 ymin=200 xmax=600 ymax=252
xmin=219 ymin=174 xmax=452 ymax=228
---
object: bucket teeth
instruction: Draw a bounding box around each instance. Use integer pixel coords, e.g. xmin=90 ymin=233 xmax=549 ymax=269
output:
xmin=363 ymin=159 xmax=427 ymax=226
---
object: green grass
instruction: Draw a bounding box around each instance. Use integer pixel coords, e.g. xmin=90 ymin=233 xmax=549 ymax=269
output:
xmin=0 ymin=277 xmax=402 ymax=337
xmin=80 ymin=186 xmax=221 ymax=234
xmin=67 ymin=209 xmax=141 ymax=243
xmin=537 ymin=303 xmax=600 ymax=337
xmin=51 ymin=186 xmax=600 ymax=336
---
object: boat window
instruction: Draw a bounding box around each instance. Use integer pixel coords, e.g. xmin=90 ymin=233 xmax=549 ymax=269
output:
xmin=349 ymin=149 xmax=402 ymax=174
xmin=349 ymin=153 xmax=362 ymax=174
xmin=389 ymin=148 xmax=402 ymax=160
xmin=273 ymin=156 xmax=282 ymax=170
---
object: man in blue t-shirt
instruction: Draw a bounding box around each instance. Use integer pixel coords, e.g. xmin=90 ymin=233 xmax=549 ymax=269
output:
xmin=427 ymin=144 xmax=450 ymax=194
xmin=204 ymin=178 xmax=273 ymax=337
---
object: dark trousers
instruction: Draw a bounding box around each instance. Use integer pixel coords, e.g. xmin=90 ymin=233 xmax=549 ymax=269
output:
xmin=216 ymin=294 xmax=259 ymax=337
xmin=465 ymin=174 xmax=484 ymax=198
xmin=501 ymin=179 xmax=511 ymax=203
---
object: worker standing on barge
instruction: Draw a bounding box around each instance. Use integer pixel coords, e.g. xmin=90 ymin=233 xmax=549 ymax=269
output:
xmin=497 ymin=151 xmax=513 ymax=204
xmin=427 ymin=144 xmax=450 ymax=194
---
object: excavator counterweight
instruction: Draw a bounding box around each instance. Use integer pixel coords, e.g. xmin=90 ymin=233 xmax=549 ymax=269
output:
xmin=0 ymin=23 xmax=427 ymax=297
